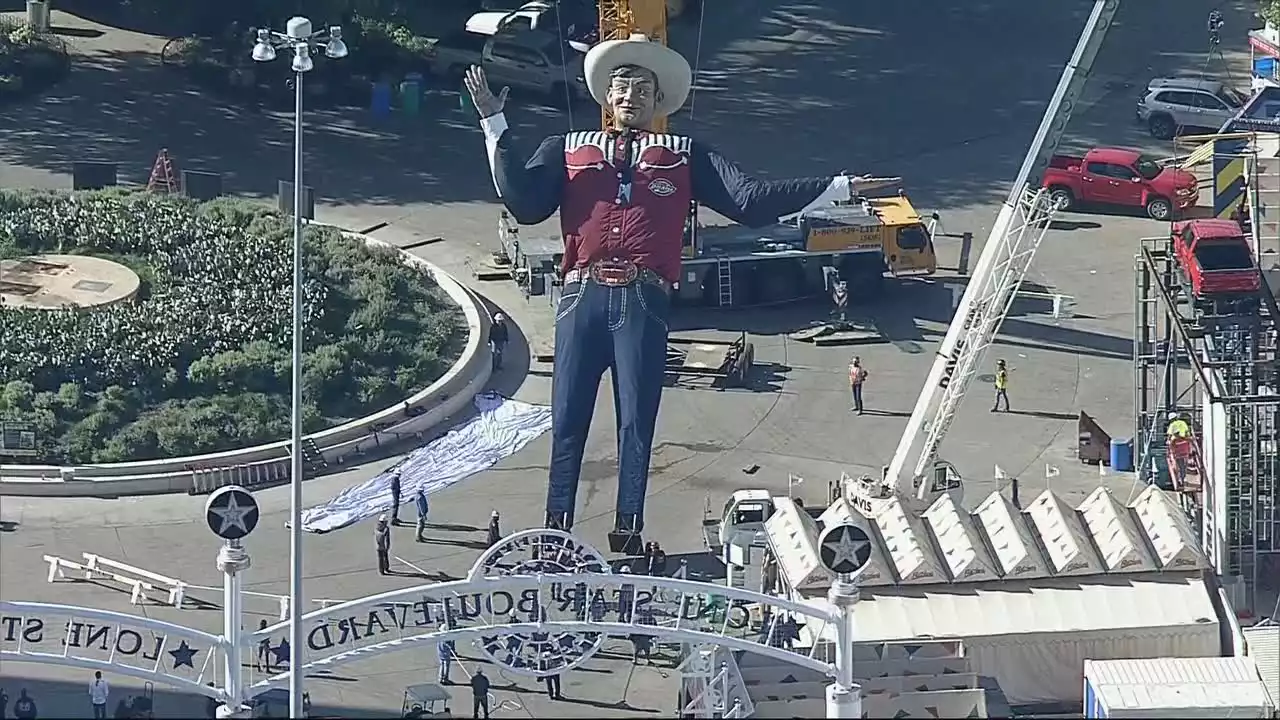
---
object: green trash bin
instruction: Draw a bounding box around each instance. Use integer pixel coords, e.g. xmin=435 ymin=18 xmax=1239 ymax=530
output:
xmin=399 ymin=73 xmax=422 ymax=115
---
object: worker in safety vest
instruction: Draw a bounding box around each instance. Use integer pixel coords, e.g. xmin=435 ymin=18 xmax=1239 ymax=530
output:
xmin=848 ymin=356 xmax=868 ymax=415
xmin=1166 ymin=412 xmax=1191 ymax=484
xmin=992 ymin=359 xmax=1010 ymax=412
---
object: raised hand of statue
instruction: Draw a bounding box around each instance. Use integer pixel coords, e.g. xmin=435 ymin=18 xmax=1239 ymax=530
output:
xmin=464 ymin=65 xmax=510 ymax=119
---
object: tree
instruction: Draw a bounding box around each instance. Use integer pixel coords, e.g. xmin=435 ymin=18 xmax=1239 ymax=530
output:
xmin=1263 ymin=1 xmax=1280 ymax=28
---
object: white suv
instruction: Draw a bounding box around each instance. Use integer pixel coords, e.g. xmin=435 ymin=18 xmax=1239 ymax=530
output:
xmin=1136 ymin=78 xmax=1250 ymax=140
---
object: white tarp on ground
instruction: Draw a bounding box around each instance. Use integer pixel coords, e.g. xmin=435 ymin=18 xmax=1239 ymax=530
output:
xmin=299 ymin=392 xmax=553 ymax=533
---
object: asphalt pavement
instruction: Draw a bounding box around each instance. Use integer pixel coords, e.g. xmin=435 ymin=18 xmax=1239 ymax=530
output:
xmin=0 ymin=1 xmax=1259 ymax=716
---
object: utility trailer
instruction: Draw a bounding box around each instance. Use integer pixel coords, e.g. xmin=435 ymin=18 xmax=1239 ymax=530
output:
xmin=666 ymin=332 xmax=755 ymax=387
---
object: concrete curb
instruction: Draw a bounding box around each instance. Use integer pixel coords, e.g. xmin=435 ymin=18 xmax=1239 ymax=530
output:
xmin=0 ymin=233 xmax=493 ymax=497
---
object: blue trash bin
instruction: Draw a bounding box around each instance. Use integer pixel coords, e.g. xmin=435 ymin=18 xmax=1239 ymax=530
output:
xmin=1110 ymin=437 xmax=1133 ymax=472
xmin=370 ymin=81 xmax=392 ymax=118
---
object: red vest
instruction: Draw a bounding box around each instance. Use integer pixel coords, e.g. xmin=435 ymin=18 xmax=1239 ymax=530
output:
xmin=560 ymin=130 xmax=693 ymax=284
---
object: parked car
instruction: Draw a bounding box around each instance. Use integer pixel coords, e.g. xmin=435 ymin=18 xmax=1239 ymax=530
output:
xmin=470 ymin=0 xmax=597 ymax=51
xmin=1171 ymin=218 xmax=1260 ymax=297
xmin=1042 ymin=147 xmax=1198 ymax=221
xmin=429 ymin=30 xmax=588 ymax=101
xmin=1136 ymin=77 xmax=1250 ymax=140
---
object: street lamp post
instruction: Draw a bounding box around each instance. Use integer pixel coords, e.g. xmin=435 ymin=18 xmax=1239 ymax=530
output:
xmin=250 ymin=17 xmax=348 ymax=720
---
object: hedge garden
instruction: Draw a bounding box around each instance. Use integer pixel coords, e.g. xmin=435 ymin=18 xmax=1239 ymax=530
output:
xmin=0 ymin=190 xmax=464 ymax=465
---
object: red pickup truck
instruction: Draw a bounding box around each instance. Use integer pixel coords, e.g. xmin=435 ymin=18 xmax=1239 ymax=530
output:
xmin=1172 ymin=218 xmax=1260 ymax=297
xmin=1042 ymin=147 xmax=1198 ymax=221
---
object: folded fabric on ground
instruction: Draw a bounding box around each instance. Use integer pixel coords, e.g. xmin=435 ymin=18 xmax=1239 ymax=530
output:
xmin=299 ymin=392 xmax=553 ymax=533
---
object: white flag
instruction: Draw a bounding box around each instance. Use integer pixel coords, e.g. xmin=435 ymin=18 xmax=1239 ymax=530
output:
xmin=789 ymin=474 xmax=803 ymax=485
xmin=1045 ymin=464 xmax=1061 ymax=478
xmin=995 ymin=465 xmax=1007 ymax=480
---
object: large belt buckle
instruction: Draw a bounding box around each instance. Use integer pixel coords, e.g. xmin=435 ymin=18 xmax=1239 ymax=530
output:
xmin=589 ymin=259 xmax=638 ymax=287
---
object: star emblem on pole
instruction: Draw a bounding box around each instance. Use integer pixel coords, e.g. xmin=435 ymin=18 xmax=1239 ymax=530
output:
xmin=818 ymin=524 xmax=873 ymax=576
xmin=271 ymin=638 xmax=291 ymax=666
xmin=204 ymin=486 xmax=260 ymax=541
xmin=168 ymin=640 xmax=200 ymax=669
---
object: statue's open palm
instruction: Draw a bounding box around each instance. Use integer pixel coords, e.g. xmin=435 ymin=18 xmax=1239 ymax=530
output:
xmin=464 ymin=65 xmax=510 ymax=119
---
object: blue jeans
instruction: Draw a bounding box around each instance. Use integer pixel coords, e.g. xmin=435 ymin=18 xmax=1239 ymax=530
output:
xmin=548 ymin=279 xmax=670 ymax=529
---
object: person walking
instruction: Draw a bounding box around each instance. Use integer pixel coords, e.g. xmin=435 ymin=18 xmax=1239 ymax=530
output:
xmin=415 ymin=486 xmax=429 ymax=543
xmin=486 ymin=510 xmax=501 ymax=548
xmin=0 ymin=686 xmax=9 ymax=720
xmin=489 ymin=313 xmax=510 ymax=371
xmin=470 ymin=668 xmax=491 ymax=719
xmin=389 ymin=469 xmax=403 ymax=525
xmin=992 ymin=359 xmax=1010 ymax=412
xmin=848 ymin=356 xmax=868 ymax=415
xmin=89 ymin=671 xmax=109 ymax=720
xmin=375 ymin=515 xmax=392 ymax=575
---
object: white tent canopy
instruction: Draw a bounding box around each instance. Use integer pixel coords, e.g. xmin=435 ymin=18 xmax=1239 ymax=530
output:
xmin=801 ymin=575 xmax=1221 ymax=704
xmin=766 ymin=486 xmax=1206 ymax=590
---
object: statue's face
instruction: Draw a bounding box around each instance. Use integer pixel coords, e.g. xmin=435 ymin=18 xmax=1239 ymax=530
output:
xmin=606 ymin=65 xmax=663 ymax=129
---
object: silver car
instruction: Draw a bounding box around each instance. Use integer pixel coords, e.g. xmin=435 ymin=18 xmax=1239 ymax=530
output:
xmin=1136 ymin=77 xmax=1250 ymax=140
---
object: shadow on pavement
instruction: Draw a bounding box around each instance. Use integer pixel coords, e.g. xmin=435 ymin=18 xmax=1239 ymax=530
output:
xmin=0 ymin=673 xmax=395 ymax=719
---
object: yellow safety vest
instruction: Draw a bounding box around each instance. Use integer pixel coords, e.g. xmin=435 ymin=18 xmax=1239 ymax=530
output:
xmin=1167 ymin=419 xmax=1190 ymax=439
xmin=995 ymin=370 xmax=1008 ymax=390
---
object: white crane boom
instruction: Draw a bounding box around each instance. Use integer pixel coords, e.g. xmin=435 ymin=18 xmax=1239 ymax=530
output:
xmin=885 ymin=0 xmax=1123 ymax=499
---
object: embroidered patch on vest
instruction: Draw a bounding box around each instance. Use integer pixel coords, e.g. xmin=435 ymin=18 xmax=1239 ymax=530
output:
xmin=647 ymin=178 xmax=677 ymax=197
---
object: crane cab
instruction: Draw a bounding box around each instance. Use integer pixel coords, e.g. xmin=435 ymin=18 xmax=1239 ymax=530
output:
xmin=718 ymin=489 xmax=776 ymax=552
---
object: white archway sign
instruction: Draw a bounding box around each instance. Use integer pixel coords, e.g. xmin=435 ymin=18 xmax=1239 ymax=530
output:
xmin=0 ymin=526 xmax=867 ymax=718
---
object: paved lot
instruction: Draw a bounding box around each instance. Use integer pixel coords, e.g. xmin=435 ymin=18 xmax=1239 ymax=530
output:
xmin=0 ymin=1 xmax=1257 ymax=716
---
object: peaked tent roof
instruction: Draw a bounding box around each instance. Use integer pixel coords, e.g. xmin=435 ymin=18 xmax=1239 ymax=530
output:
xmin=764 ymin=497 xmax=827 ymax=592
xmin=874 ymin=496 xmax=947 ymax=585
xmin=922 ymin=493 xmax=1001 ymax=583
xmin=972 ymin=492 xmax=1053 ymax=580
xmin=1129 ymin=485 xmax=1206 ymax=571
xmin=1024 ymin=490 xmax=1106 ymax=576
xmin=1076 ymin=486 xmax=1157 ymax=573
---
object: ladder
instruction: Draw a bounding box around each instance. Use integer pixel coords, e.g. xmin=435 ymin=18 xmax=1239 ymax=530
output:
xmin=147 ymin=149 xmax=179 ymax=194
xmin=716 ymin=258 xmax=733 ymax=307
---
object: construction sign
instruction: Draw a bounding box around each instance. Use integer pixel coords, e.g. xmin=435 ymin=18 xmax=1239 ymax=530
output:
xmin=1212 ymin=137 xmax=1248 ymax=218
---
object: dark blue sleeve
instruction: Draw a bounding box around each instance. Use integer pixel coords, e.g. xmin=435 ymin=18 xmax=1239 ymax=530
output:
xmin=494 ymin=134 xmax=565 ymax=225
xmin=690 ymin=140 xmax=834 ymax=228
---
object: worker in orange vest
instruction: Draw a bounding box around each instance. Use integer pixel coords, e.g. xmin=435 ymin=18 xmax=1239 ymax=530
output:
xmin=848 ymin=356 xmax=868 ymax=415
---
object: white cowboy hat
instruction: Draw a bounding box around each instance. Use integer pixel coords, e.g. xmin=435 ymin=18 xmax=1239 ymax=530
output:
xmin=584 ymin=33 xmax=692 ymax=118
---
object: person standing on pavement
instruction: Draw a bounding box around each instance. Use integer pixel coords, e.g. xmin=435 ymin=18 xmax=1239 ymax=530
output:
xmin=11 ymin=690 xmax=34 ymax=720
xmin=437 ymin=630 xmax=456 ymax=684
xmin=486 ymin=510 xmax=501 ymax=547
xmin=470 ymin=668 xmax=491 ymax=719
xmin=992 ymin=359 xmax=1011 ymax=412
xmin=389 ymin=469 xmax=403 ymax=525
xmin=848 ymin=356 xmax=868 ymax=415
xmin=375 ymin=515 xmax=392 ymax=575
xmin=540 ymin=651 xmax=563 ymax=699
xmin=255 ymin=619 xmax=272 ymax=673
xmin=489 ymin=313 xmax=510 ymax=371
xmin=415 ymin=486 xmax=429 ymax=542
xmin=89 ymin=671 xmax=109 ymax=720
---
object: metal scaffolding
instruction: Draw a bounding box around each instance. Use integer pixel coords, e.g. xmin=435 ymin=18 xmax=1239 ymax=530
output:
xmin=1135 ymin=236 xmax=1280 ymax=614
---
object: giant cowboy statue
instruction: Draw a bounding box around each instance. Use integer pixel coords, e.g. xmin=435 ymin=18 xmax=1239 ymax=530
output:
xmin=465 ymin=34 xmax=880 ymax=550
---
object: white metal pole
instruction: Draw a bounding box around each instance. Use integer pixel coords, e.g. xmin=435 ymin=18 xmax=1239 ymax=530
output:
xmin=217 ymin=542 xmax=250 ymax=719
xmin=825 ymin=578 xmax=861 ymax=719
xmin=288 ymin=63 xmax=306 ymax=720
